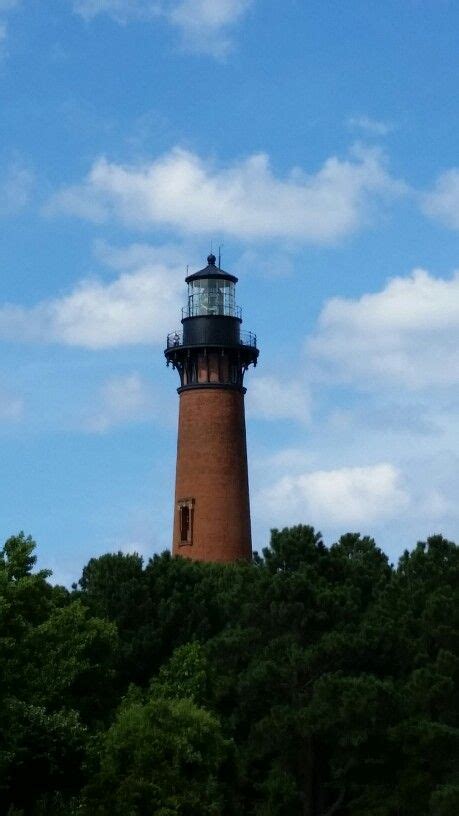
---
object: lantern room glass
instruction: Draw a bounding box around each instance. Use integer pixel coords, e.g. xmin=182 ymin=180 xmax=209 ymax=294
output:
xmin=187 ymin=278 xmax=237 ymax=317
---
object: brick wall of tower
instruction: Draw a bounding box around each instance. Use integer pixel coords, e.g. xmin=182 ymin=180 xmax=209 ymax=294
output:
xmin=172 ymin=387 xmax=252 ymax=563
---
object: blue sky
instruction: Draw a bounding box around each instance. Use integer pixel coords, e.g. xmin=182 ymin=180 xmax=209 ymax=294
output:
xmin=0 ymin=0 xmax=458 ymax=583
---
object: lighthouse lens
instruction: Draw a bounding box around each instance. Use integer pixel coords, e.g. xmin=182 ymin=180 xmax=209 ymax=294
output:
xmin=188 ymin=278 xmax=236 ymax=317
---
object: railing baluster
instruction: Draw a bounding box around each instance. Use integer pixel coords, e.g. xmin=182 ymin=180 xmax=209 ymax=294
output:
xmin=167 ymin=329 xmax=257 ymax=349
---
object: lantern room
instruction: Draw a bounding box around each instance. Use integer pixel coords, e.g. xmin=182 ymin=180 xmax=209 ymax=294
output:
xmin=184 ymin=253 xmax=240 ymax=319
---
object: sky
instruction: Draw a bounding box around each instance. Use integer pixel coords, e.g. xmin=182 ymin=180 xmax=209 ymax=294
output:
xmin=0 ymin=0 xmax=458 ymax=583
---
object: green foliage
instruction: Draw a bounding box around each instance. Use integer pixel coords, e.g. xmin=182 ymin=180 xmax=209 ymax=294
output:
xmin=0 ymin=534 xmax=118 ymax=814
xmin=27 ymin=600 xmax=118 ymax=723
xmin=2 ymin=532 xmax=42 ymax=579
xmin=0 ymin=700 xmax=87 ymax=812
xmin=262 ymin=524 xmax=326 ymax=573
xmin=1 ymin=526 xmax=458 ymax=815
xmin=83 ymin=694 xmax=227 ymax=815
xmin=151 ymin=642 xmax=210 ymax=705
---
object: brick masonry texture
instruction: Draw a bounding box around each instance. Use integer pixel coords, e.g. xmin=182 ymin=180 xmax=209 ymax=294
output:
xmin=172 ymin=387 xmax=252 ymax=562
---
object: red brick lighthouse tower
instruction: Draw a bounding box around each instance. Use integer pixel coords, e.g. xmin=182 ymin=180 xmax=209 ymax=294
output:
xmin=165 ymin=254 xmax=259 ymax=562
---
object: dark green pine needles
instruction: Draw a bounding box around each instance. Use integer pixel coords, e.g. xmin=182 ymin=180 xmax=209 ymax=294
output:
xmin=1 ymin=527 xmax=458 ymax=815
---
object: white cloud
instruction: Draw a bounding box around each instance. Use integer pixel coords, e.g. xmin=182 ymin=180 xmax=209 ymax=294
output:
xmin=45 ymin=181 xmax=107 ymax=224
xmin=257 ymin=462 xmax=409 ymax=527
xmin=73 ymin=0 xmax=252 ymax=55
xmin=248 ymin=268 xmax=459 ymax=541
xmin=0 ymin=388 xmax=23 ymax=422
xmin=347 ymin=115 xmax=394 ymax=137
xmin=0 ymin=160 xmax=33 ymax=214
xmin=46 ymin=145 xmax=405 ymax=243
xmin=422 ymin=168 xmax=459 ymax=230
xmin=93 ymin=238 xmax=187 ymax=270
xmin=0 ymin=251 xmax=182 ymax=348
xmin=250 ymin=269 xmax=459 ymax=545
xmin=0 ymin=1 xmax=20 ymax=57
xmin=73 ymin=0 xmax=138 ymax=19
xmin=168 ymin=0 xmax=252 ymax=54
xmin=250 ymin=400 xmax=458 ymax=546
xmin=237 ymin=248 xmax=296 ymax=278
xmin=247 ymin=376 xmax=311 ymax=424
xmin=308 ymin=269 xmax=459 ymax=389
xmin=117 ymin=539 xmax=151 ymax=558
xmin=85 ymin=373 xmax=155 ymax=432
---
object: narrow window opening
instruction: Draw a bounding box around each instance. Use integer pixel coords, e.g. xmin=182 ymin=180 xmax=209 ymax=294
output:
xmin=180 ymin=506 xmax=190 ymax=542
xmin=178 ymin=499 xmax=194 ymax=545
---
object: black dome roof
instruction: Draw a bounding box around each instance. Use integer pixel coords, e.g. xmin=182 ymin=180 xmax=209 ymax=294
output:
xmin=185 ymin=254 xmax=238 ymax=284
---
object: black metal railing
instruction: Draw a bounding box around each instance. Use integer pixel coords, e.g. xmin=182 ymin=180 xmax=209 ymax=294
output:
xmin=166 ymin=329 xmax=257 ymax=349
xmin=240 ymin=330 xmax=257 ymax=348
xmin=181 ymin=303 xmax=242 ymax=320
xmin=166 ymin=330 xmax=183 ymax=349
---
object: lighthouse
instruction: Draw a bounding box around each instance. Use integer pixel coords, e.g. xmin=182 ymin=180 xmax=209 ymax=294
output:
xmin=165 ymin=254 xmax=259 ymax=562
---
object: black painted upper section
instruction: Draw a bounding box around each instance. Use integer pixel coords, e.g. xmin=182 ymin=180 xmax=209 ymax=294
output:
xmin=165 ymin=254 xmax=258 ymax=391
xmin=182 ymin=315 xmax=241 ymax=347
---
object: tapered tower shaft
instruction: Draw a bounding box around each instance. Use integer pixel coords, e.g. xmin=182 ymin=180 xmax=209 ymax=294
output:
xmin=165 ymin=254 xmax=259 ymax=563
xmin=174 ymin=388 xmax=251 ymax=562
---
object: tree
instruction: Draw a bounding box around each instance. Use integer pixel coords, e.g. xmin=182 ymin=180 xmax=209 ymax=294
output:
xmin=2 ymin=527 xmax=457 ymax=815
xmin=0 ymin=533 xmax=118 ymax=814
xmin=0 ymin=700 xmax=87 ymax=814
xmin=83 ymin=693 xmax=228 ymax=816
xmin=263 ymin=525 xmax=326 ymax=573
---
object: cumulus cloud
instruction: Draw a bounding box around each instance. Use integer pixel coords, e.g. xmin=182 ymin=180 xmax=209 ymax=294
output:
xmin=168 ymin=0 xmax=252 ymax=54
xmin=257 ymin=462 xmax=409 ymax=527
xmin=422 ymin=168 xmax=459 ymax=230
xmin=73 ymin=0 xmax=252 ymax=55
xmin=247 ymin=376 xmax=311 ymax=424
xmin=249 ymin=270 xmax=458 ymax=540
xmin=347 ymin=115 xmax=394 ymax=137
xmin=85 ymin=373 xmax=155 ymax=432
xmin=308 ymin=269 xmax=459 ymax=389
xmin=0 ymin=160 xmax=33 ymax=215
xmin=93 ymin=238 xmax=187 ymax=270
xmin=0 ymin=251 xmax=182 ymax=348
xmin=46 ymin=145 xmax=404 ymax=243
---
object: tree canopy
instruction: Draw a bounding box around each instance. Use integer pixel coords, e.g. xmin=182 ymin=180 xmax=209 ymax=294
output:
xmin=1 ymin=527 xmax=458 ymax=815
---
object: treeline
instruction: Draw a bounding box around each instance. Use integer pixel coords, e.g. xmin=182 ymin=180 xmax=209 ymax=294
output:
xmin=1 ymin=527 xmax=458 ymax=815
